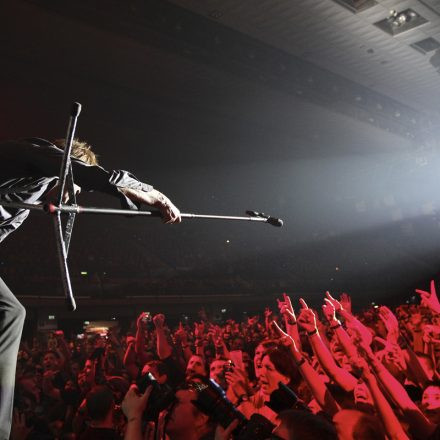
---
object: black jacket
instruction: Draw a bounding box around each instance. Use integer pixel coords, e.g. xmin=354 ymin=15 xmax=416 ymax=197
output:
xmin=0 ymin=138 xmax=153 ymax=243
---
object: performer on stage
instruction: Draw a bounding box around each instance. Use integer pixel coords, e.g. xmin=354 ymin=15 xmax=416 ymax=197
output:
xmin=0 ymin=137 xmax=181 ymax=440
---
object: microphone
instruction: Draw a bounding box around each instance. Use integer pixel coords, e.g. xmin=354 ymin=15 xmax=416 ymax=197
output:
xmin=71 ymin=102 xmax=82 ymax=117
xmin=267 ymin=217 xmax=283 ymax=227
xmin=246 ymin=210 xmax=284 ymax=227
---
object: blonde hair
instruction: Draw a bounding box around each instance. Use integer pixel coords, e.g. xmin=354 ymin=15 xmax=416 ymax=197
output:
xmin=53 ymin=138 xmax=99 ymax=166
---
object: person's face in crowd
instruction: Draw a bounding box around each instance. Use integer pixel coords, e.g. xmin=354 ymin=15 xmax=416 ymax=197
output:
xmin=186 ymin=355 xmax=206 ymax=380
xmin=84 ymin=359 xmax=94 ymax=375
xmin=254 ymin=344 xmax=266 ymax=378
xmin=165 ymin=389 xmax=209 ymax=440
xmin=231 ymin=337 xmax=245 ymax=351
xmin=259 ymin=354 xmax=290 ymax=397
xmin=332 ymin=409 xmax=366 ymax=440
xmin=43 ymin=353 xmax=59 ymax=372
xmin=353 ymin=379 xmax=373 ymax=406
xmin=71 ymin=361 xmax=81 ymax=379
xmin=422 ymin=385 xmax=440 ymax=423
xmin=209 ymin=359 xmax=227 ymax=388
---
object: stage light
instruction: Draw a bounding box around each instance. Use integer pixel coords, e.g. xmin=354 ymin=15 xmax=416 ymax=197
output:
xmin=375 ymin=8 xmax=427 ymax=36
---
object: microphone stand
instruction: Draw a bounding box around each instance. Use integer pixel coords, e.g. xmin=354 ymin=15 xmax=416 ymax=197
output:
xmin=1 ymin=102 xmax=283 ymax=311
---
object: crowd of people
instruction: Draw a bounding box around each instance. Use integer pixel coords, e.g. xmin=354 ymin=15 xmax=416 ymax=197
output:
xmin=11 ymin=280 xmax=440 ymax=440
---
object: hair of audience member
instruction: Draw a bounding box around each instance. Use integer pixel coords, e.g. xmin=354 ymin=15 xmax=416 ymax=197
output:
xmin=256 ymin=339 xmax=278 ymax=353
xmin=333 ymin=409 xmax=386 ymax=440
xmin=351 ymin=411 xmax=386 ymax=440
xmin=53 ymin=138 xmax=99 ymax=166
xmin=423 ymin=380 xmax=440 ymax=392
xmin=326 ymin=383 xmax=356 ymax=409
xmin=85 ymin=385 xmax=114 ymax=421
xmin=276 ymin=409 xmax=338 ymax=440
xmin=264 ymin=345 xmax=301 ymax=389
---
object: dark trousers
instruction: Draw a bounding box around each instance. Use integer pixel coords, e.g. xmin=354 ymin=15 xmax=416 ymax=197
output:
xmin=0 ymin=277 xmax=25 ymax=440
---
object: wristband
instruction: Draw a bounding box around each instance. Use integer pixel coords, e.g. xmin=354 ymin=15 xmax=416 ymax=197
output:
xmin=330 ymin=321 xmax=342 ymax=330
xmin=307 ymin=328 xmax=318 ymax=336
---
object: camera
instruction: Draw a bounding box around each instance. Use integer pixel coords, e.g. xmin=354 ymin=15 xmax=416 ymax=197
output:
xmin=136 ymin=371 xmax=176 ymax=421
xmin=142 ymin=312 xmax=155 ymax=331
xmin=265 ymin=382 xmax=308 ymax=413
xmin=189 ymin=376 xmax=274 ymax=440
xmin=223 ymin=360 xmax=234 ymax=373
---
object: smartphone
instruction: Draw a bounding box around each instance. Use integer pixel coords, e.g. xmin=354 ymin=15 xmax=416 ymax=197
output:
xmin=230 ymin=350 xmax=244 ymax=371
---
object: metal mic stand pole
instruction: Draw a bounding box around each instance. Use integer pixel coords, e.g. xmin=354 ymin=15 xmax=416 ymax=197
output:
xmin=54 ymin=102 xmax=82 ymax=311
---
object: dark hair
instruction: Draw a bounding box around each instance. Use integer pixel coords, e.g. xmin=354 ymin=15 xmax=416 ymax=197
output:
xmin=255 ymin=339 xmax=278 ymax=354
xmin=352 ymin=412 xmax=385 ymax=440
xmin=423 ymin=380 xmax=440 ymax=392
xmin=263 ymin=346 xmax=301 ymax=389
xmin=277 ymin=409 xmax=337 ymax=440
xmin=86 ymin=385 xmax=114 ymax=421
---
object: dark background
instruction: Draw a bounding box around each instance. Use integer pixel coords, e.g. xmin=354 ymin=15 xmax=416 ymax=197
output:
xmin=1 ymin=0 xmax=440 ymax=322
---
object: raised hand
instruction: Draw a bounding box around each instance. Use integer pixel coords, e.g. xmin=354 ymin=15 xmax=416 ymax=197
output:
xmin=194 ymin=322 xmax=203 ymax=339
xmin=339 ymin=293 xmax=352 ymax=314
xmin=11 ymin=410 xmax=31 ymax=440
xmin=325 ymin=291 xmax=343 ymax=312
xmin=416 ymin=280 xmax=440 ymax=314
xmin=297 ymin=299 xmax=318 ymax=333
xmin=422 ymin=325 xmax=440 ymax=345
xmin=122 ymin=384 xmax=152 ymax=421
xmin=277 ymin=293 xmax=297 ymax=324
xmin=264 ymin=307 xmax=273 ymax=319
xmin=175 ymin=322 xmax=188 ymax=344
xmin=136 ymin=312 xmax=147 ymax=329
xmin=322 ymin=298 xmax=337 ymax=324
xmin=378 ymin=306 xmax=399 ymax=343
xmin=152 ymin=313 xmax=165 ymax=330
